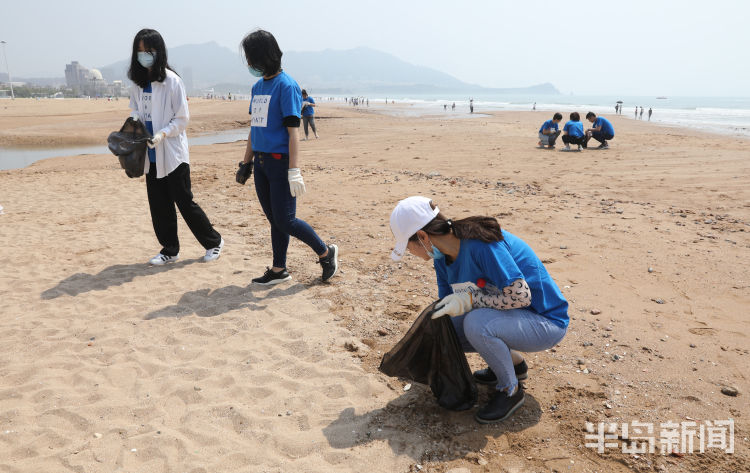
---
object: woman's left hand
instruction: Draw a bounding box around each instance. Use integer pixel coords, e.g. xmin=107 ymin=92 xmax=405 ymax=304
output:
xmin=288 ymin=168 xmax=306 ymax=197
xmin=148 ymin=131 xmax=166 ymax=149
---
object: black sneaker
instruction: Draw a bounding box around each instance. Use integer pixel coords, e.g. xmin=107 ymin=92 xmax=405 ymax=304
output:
xmin=319 ymin=244 xmax=339 ymax=282
xmin=473 ymin=360 xmax=528 ymax=385
xmin=475 ymin=385 xmax=525 ymax=424
xmin=252 ymin=267 xmax=292 ymax=285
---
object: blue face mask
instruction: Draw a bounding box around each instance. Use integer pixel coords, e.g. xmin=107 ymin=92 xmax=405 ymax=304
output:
xmin=247 ymin=65 xmax=264 ymax=77
xmin=137 ymin=51 xmax=155 ymax=68
xmin=420 ymin=239 xmax=445 ymax=260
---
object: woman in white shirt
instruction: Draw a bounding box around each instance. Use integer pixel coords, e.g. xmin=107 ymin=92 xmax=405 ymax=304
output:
xmin=128 ymin=29 xmax=223 ymax=265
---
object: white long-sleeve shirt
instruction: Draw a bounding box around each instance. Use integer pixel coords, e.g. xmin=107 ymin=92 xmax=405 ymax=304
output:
xmin=129 ymin=69 xmax=190 ymax=178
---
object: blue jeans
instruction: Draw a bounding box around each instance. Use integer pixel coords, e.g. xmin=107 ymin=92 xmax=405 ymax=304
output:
xmin=451 ymin=308 xmax=567 ymax=393
xmin=253 ymin=152 xmax=327 ymax=268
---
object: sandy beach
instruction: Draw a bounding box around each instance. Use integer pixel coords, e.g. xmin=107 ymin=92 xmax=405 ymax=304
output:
xmin=0 ymin=98 xmax=748 ymax=472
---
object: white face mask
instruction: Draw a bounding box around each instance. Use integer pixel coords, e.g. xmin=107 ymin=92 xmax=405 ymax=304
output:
xmin=137 ymin=51 xmax=156 ymax=68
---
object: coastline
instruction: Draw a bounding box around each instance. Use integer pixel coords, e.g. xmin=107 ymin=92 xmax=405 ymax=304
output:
xmin=0 ymin=100 xmax=747 ymax=472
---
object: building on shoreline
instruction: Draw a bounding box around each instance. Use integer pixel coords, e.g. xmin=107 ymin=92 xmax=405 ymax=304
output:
xmin=64 ymin=61 xmax=123 ymax=97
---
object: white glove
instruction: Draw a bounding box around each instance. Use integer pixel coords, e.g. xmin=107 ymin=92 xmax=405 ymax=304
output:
xmin=431 ymin=292 xmax=473 ymax=319
xmin=148 ymin=131 xmax=165 ymax=149
xmin=288 ymin=168 xmax=306 ymax=197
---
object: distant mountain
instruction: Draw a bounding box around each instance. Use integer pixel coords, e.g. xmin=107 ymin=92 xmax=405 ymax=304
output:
xmin=99 ymin=42 xmax=559 ymax=95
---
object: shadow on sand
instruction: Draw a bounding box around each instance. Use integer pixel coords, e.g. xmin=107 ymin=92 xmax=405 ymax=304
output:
xmin=41 ymin=259 xmax=201 ymax=300
xmin=323 ymin=383 xmax=542 ymax=462
xmin=144 ymin=282 xmax=308 ymax=319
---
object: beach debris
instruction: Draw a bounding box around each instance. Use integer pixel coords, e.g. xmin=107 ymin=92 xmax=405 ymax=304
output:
xmin=427 ymin=171 xmax=441 ymax=178
xmin=559 ymin=245 xmax=568 ymax=249
xmin=651 ymin=298 xmax=665 ymax=304
xmin=721 ymin=386 xmax=739 ymax=397
xmin=377 ymin=328 xmax=389 ymax=336
xmin=690 ymin=343 xmax=697 ymax=348
xmin=577 ymin=358 xmax=586 ymax=365
xmin=93 ymin=433 xmax=102 ymax=439
xmin=590 ymin=308 xmax=601 ymax=315
xmin=403 ymin=383 xmax=412 ymax=391
xmin=194 ymin=386 xmax=201 ymax=391
xmin=648 ymin=267 xmax=654 ymax=273
xmin=583 ymin=369 xmax=590 ymax=374
xmin=131 ymin=449 xmax=137 ymax=452
xmin=582 ymin=341 xmax=593 ymax=347
xmin=286 ymin=410 xmax=292 ymax=416
xmin=0 ymin=204 xmax=3 ymax=215
xmin=612 ymin=354 xmax=621 ymax=361
xmin=604 ymin=401 xmax=613 ymax=409
xmin=343 ymin=338 xmax=368 ymax=353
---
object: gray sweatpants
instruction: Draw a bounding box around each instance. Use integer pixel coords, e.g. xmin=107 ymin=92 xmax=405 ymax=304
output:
xmin=303 ymin=116 xmax=317 ymax=137
xmin=451 ymin=308 xmax=566 ymax=393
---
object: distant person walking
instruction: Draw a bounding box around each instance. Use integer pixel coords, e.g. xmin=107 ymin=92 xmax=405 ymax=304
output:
xmin=648 ymin=107 xmax=653 ymax=121
xmin=533 ymin=102 xmax=536 ymax=111
xmin=583 ymin=112 xmax=615 ymax=149
xmin=237 ymin=29 xmax=339 ymax=285
xmin=470 ymin=98 xmax=474 ymax=114
xmin=127 ymin=28 xmax=223 ymax=266
xmin=301 ymin=89 xmax=318 ymax=140
xmin=634 ymin=107 xmax=638 ymax=119
xmin=452 ymin=102 xmax=456 ymax=111
xmin=538 ymin=113 xmax=562 ymax=149
xmin=639 ymin=107 xmax=644 ymax=120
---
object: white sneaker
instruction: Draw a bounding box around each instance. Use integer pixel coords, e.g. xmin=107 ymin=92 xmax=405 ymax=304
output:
xmin=563 ymin=144 xmax=570 ymax=151
xmin=203 ymin=238 xmax=224 ymax=262
xmin=149 ymin=253 xmax=179 ymax=265
xmin=577 ymin=145 xmax=582 ymax=151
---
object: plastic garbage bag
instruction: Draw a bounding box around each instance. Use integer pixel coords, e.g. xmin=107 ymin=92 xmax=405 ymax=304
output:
xmin=107 ymin=117 xmax=151 ymax=178
xmin=379 ymin=300 xmax=477 ymax=411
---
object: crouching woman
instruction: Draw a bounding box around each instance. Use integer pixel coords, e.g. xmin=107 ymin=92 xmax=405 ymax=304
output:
xmin=389 ymin=196 xmax=568 ymax=423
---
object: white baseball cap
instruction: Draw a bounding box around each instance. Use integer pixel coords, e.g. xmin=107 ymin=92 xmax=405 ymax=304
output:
xmin=389 ymin=196 xmax=440 ymax=261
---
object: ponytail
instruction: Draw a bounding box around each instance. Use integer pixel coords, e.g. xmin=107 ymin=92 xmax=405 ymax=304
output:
xmin=408 ymin=201 xmax=503 ymax=243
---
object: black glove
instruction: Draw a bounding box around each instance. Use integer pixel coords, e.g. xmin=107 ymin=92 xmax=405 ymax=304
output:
xmin=236 ymin=161 xmax=253 ymax=185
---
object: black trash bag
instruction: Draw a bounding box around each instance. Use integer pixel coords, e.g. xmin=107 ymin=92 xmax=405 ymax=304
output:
xmin=107 ymin=117 xmax=151 ymax=178
xmin=379 ymin=300 xmax=478 ymax=411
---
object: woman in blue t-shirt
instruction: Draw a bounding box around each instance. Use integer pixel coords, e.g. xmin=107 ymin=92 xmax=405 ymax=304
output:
xmin=236 ymin=30 xmax=338 ymax=285
xmin=390 ymin=196 xmax=568 ymax=424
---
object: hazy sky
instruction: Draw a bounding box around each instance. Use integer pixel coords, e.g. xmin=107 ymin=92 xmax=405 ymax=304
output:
xmin=1 ymin=0 xmax=748 ymax=96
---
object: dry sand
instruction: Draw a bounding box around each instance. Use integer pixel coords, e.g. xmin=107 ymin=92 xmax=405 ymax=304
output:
xmin=0 ymin=98 xmax=748 ymax=472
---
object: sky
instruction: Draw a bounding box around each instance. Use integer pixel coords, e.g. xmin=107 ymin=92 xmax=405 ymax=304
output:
xmin=1 ymin=0 xmax=748 ymax=96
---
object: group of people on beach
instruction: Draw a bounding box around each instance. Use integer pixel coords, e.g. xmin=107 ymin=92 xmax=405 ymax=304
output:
xmin=127 ymin=28 xmax=568 ymax=424
xmin=538 ymin=111 xmax=615 ymax=150
xmin=614 ymin=103 xmax=652 ymax=121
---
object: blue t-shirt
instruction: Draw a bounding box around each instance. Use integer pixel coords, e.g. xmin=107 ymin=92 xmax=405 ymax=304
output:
xmin=563 ymin=120 xmax=584 ymax=138
xmin=433 ymin=232 xmax=569 ymax=328
xmin=539 ymin=119 xmax=559 ymax=133
xmin=249 ymin=71 xmax=302 ymax=154
xmin=143 ymin=82 xmax=155 ymax=163
xmin=302 ymin=96 xmax=315 ymax=117
xmin=593 ymin=117 xmax=615 ymax=136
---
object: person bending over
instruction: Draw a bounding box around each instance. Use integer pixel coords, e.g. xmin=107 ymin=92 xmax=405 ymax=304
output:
xmin=584 ymin=112 xmax=615 ymax=149
xmin=389 ymin=196 xmax=569 ymax=423
xmin=538 ymin=113 xmax=562 ymax=148
xmin=561 ymin=112 xmax=585 ymax=151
